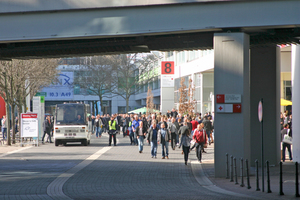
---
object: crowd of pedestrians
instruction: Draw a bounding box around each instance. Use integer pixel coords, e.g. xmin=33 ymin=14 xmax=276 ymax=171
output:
xmin=91 ymin=109 xmax=214 ymax=165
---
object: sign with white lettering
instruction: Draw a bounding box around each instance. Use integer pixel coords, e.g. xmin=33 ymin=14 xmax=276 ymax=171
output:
xmin=216 ymin=94 xmax=241 ymax=103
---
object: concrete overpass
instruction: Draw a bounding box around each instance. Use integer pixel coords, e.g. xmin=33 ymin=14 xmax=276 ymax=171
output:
xmin=0 ymin=0 xmax=300 ymax=59
xmin=1 ymin=0 xmax=300 ymax=178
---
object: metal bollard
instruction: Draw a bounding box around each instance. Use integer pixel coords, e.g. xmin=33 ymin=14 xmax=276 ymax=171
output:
xmin=234 ymin=157 xmax=238 ymax=185
xmin=266 ymin=161 xmax=272 ymax=193
xmin=240 ymin=158 xmax=245 ymax=187
xmin=226 ymin=153 xmax=229 ymax=179
xmin=246 ymin=159 xmax=251 ymax=189
xmin=296 ymin=162 xmax=299 ymax=197
xmin=255 ymin=159 xmax=260 ymax=191
xmin=230 ymin=155 xmax=234 ymax=182
xmin=279 ymin=162 xmax=284 ymax=195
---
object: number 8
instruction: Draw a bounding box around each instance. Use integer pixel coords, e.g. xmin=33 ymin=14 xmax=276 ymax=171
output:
xmin=165 ymin=63 xmax=172 ymax=73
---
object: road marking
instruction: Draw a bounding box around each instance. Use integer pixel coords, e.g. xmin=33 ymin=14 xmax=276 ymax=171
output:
xmin=0 ymin=146 xmax=33 ymax=158
xmin=47 ymin=147 xmax=111 ymax=200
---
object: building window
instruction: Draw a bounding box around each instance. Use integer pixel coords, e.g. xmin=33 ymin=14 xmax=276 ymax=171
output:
xmin=118 ymin=106 xmax=126 ymax=114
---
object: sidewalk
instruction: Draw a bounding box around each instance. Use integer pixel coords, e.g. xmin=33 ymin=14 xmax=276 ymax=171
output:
xmin=202 ymin=143 xmax=299 ymax=200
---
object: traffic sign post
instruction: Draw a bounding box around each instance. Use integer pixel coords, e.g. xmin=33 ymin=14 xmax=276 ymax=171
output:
xmin=258 ymin=99 xmax=264 ymax=192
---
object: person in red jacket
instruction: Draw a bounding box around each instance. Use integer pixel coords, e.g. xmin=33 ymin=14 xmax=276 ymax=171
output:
xmin=190 ymin=117 xmax=198 ymax=135
xmin=193 ymin=123 xmax=207 ymax=163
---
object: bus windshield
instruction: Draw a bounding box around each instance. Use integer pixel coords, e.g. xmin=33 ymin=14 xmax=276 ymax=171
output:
xmin=55 ymin=104 xmax=86 ymax=125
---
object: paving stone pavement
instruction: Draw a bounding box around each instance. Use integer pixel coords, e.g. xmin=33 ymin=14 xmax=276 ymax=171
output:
xmin=0 ymin=133 xmax=292 ymax=200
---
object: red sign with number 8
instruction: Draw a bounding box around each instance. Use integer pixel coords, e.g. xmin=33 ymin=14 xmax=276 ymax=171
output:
xmin=161 ymin=61 xmax=174 ymax=75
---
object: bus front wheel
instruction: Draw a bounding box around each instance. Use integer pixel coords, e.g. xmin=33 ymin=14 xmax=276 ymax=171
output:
xmin=55 ymin=140 xmax=59 ymax=146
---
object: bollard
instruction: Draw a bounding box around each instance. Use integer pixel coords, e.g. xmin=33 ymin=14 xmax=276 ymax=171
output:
xmin=266 ymin=161 xmax=272 ymax=193
xmin=240 ymin=158 xmax=245 ymax=187
xmin=246 ymin=159 xmax=251 ymax=189
xmin=296 ymin=162 xmax=299 ymax=197
xmin=279 ymin=162 xmax=284 ymax=195
xmin=226 ymin=153 xmax=229 ymax=179
xmin=234 ymin=157 xmax=238 ymax=185
xmin=230 ymin=155 xmax=234 ymax=182
xmin=255 ymin=159 xmax=260 ymax=191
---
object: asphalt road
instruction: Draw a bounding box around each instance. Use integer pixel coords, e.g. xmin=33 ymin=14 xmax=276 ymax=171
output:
xmin=0 ymin=134 xmax=256 ymax=200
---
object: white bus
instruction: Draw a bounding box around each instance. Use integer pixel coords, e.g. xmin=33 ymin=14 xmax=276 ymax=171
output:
xmin=54 ymin=103 xmax=92 ymax=146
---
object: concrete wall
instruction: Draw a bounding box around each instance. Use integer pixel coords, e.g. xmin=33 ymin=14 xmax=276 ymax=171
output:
xmin=214 ymin=33 xmax=250 ymax=177
xmin=250 ymin=46 xmax=281 ymax=166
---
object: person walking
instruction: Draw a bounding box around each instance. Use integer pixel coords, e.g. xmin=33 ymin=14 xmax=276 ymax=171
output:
xmin=42 ymin=115 xmax=53 ymax=144
xmin=193 ymin=123 xmax=207 ymax=163
xmin=132 ymin=115 xmax=140 ymax=146
xmin=168 ymin=117 xmax=178 ymax=150
xmin=147 ymin=122 xmax=159 ymax=158
xmin=179 ymin=124 xmax=192 ymax=165
xmin=203 ymin=116 xmax=213 ymax=144
xmin=1 ymin=115 xmax=7 ymax=140
xmin=158 ymin=123 xmax=171 ymax=159
xmin=108 ymin=116 xmax=117 ymax=146
xmin=281 ymin=124 xmax=292 ymax=162
xmin=135 ymin=121 xmax=147 ymax=153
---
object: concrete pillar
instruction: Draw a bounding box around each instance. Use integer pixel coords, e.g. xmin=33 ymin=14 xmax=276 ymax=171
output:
xmin=250 ymin=46 xmax=281 ymax=166
xmin=214 ymin=33 xmax=250 ymax=177
xmin=292 ymin=44 xmax=300 ymax=162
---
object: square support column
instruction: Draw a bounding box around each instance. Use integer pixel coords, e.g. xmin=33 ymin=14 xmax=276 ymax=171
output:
xmin=214 ymin=33 xmax=250 ymax=177
xmin=250 ymin=46 xmax=281 ymax=165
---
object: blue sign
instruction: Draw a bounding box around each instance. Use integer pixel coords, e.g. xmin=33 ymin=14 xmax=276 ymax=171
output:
xmin=41 ymin=72 xmax=74 ymax=100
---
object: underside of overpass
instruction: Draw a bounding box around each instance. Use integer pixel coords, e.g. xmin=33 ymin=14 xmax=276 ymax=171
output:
xmin=0 ymin=28 xmax=300 ymax=60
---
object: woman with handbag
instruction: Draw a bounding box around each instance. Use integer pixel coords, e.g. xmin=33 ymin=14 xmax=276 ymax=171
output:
xmin=281 ymin=124 xmax=292 ymax=162
xmin=193 ymin=123 xmax=207 ymax=163
xmin=179 ymin=122 xmax=192 ymax=165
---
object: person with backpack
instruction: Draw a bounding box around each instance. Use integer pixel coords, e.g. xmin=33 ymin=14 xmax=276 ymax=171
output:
xmin=193 ymin=123 xmax=207 ymax=163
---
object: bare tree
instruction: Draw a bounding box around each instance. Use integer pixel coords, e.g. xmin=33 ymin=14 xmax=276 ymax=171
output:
xmin=178 ymin=77 xmax=189 ymax=115
xmin=187 ymin=78 xmax=196 ymax=117
xmin=0 ymin=59 xmax=59 ymax=145
xmin=146 ymin=86 xmax=154 ymax=116
xmin=73 ymin=56 xmax=112 ymax=114
xmin=108 ymin=53 xmax=160 ymax=112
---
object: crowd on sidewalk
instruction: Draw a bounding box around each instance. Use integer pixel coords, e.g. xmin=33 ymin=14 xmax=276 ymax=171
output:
xmin=92 ymin=109 xmax=214 ymax=165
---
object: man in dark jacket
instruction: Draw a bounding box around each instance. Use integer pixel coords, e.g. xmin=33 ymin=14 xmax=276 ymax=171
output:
xmin=147 ymin=122 xmax=159 ymax=158
xmin=202 ymin=116 xmax=213 ymax=144
xmin=42 ymin=115 xmax=53 ymax=144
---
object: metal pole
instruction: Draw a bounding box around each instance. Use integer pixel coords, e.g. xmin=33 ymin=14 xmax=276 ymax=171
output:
xmin=261 ymin=98 xmax=264 ymax=192
xmin=296 ymin=162 xmax=299 ymax=197
xmin=234 ymin=157 xmax=238 ymax=185
xmin=240 ymin=158 xmax=245 ymax=187
xmin=266 ymin=161 xmax=272 ymax=193
xmin=226 ymin=153 xmax=229 ymax=179
xmin=279 ymin=162 xmax=284 ymax=195
xmin=230 ymin=155 xmax=234 ymax=182
xmin=246 ymin=159 xmax=251 ymax=189
xmin=256 ymin=159 xmax=260 ymax=191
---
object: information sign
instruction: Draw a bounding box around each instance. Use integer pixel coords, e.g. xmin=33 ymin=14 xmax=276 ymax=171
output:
xmin=21 ymin=113 xmax=39 ymax=137
xmin=161 ymin=61 xmax=175 ymax=75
